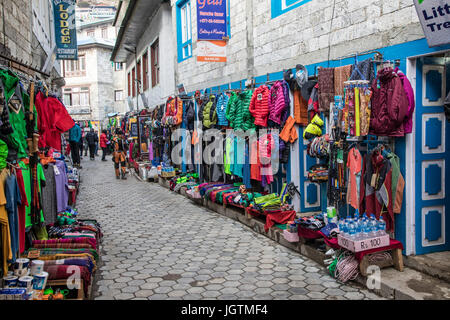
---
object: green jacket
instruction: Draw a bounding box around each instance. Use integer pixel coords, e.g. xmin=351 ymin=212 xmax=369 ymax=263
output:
xmin=202 ymin=95 xmax=217 ymax=128
xmin=226 ymin=90 xmax=254 ymax=131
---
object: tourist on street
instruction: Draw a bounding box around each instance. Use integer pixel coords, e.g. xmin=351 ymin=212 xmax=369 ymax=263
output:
xmin=95 ymin=130 xmax=99 ymax=156
xmin=79 ymin=127 xmax=85 ymax=160
xmin=111 ymin=128 xmax=128 ymax=180
xmin=100 ymin=129 xmax=109 ymax=161
xmin=68 ymin=122 xmax=82 ymax=168
xmin=85 ymin=128 xmax=98 ymax=160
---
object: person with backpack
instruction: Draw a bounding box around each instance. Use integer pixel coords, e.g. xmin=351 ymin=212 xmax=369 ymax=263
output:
xmin=85 ymin=128 xmax=98 ymax=160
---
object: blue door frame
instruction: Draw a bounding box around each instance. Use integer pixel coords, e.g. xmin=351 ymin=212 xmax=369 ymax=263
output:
xmin=414 ymin=56 xmax=450 ymax=254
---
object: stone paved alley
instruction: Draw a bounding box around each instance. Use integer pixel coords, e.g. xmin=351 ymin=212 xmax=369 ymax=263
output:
xmin=77 ymin=156 xmax=381 ymax=300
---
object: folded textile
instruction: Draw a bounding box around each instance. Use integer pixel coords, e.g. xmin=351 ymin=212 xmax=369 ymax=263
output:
xmin=32 ymin=237 xmax=97 ymax=249
xmin=42 ymin=258 xmax=95 ymax=273
xmin=44 ymin=265 xmax=91 ymax=297
xmin=265 ymin=210 xmax=297 ymax=232
xmin=33 ymin=243 xmax=92 ymax=249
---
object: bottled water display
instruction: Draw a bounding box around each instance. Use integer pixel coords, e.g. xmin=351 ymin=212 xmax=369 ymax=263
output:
xmin=338 ymin=213 xmax=387 ymax=240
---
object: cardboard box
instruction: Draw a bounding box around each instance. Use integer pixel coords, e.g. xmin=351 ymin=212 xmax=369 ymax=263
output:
xmin=338 ymin=234 xmax=390 ymax=252
xmin=283 ymin=230 xmax=299 ymax=243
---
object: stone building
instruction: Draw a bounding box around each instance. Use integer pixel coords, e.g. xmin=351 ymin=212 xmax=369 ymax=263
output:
xmin=62 ymin=3 xmax=126 ymax=127
xmin=112 ymin=0 xmax=450 ymax=257
xmin=0 ymin=0 xmax=63 ymax=91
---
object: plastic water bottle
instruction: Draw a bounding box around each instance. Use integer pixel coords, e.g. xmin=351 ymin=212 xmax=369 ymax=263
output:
xmin=377 ymin=216 xmax=386 ymax=236
xmin=348 ymin=220 xmax=357 ymax=240
xmin=338 ymin=219 xmax=345 ymax=236
xmin=355 ymin=217 xmax=363 ymax=240
xmin=368 ymin=214 xmax=378 ymax=238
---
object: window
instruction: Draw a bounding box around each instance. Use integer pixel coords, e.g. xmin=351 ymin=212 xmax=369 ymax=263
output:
xmin=128 ymin=72 xmax=131 ymax=97
xmin=115 ymin=90 xmax=124 ymax=101
xmin=176 ymin=0 xmax=192 ymax=62
xmin=87 ymin=29 xmax=95 ymax=38
xmin=101 ymin=27 xmax=108 ymax=39
xmin=151 ymin=40 xmax=159 ymax=87
xmin=142 ymin=51 xmax=149 ymax=91
xmin=137 ymin=60 xmax=141 ymax=94
xmin=132 ymin=67 xmax=136 ymax=97
xmin=63 ymin=87 xmax=90 ymax=107
xmin=115 ymin=62 xmax=123 ymax=71
xmin=64 ymin=55 xmax=86 ymax=77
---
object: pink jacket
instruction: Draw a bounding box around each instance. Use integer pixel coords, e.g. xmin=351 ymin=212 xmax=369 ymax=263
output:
xmin=268 ymin=81 xmax=286 ymax=125
xmin=395 ymin=68 xmax=415 ymax=134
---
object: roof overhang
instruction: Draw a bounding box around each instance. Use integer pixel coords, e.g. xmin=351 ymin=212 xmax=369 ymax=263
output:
xmin=111 ymin=0 xmax=163 ymax=62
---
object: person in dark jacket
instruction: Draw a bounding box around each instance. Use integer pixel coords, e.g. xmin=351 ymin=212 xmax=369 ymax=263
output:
xmin=68 ymin=123 xmax=82 ymax=168
xmin=85 ymin=128 xmax=98 ymax=160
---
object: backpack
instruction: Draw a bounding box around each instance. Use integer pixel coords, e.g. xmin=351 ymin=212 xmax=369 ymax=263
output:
xmin=370 ymin=67 xmax=408 ymax=137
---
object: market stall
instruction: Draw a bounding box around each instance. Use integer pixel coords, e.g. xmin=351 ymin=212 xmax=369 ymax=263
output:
xmin=153 ymin=53 xmax=411 ymax=284
xmin=0 ymin=68 xmax=103 ymax=300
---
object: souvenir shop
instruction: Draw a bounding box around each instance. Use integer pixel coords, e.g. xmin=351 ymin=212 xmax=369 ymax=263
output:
xmin=0 ymin=60 xmax=102 ymax=300
xmin=143 ymin=48 xmax=436 ymax=283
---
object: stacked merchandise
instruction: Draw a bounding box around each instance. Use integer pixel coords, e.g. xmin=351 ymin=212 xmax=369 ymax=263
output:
xmin=301 ymin=58 xmax=411 ymax=235
xmin=0 ymin=68 xmax=103 ymax=300
xmin=3 ymin=208 xmax=102 ymax=300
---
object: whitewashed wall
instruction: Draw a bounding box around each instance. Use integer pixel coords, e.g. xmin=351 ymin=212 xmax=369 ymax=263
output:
xmin=171 ymin=0 xmax=423 ymax=91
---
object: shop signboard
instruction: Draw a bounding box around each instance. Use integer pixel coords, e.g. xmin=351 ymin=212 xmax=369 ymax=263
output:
xmin=338 ymin=234 xmax=390 ymax=252
xmin=196 ymin=0 xmax=227 ymax=40
xmin=197 ymin=40 xmax=227 ymax=62
xmin=414 ymin=0 xmax=450 ymax=47
xmin=52 ymin=0 xmax=78 ymax=60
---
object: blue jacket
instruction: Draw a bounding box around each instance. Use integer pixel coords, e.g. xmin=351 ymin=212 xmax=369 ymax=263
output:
xmin=216 ymin=93 xmax=229 ymax=126
xmin=69 ymin=124 xmax=81 ymax=142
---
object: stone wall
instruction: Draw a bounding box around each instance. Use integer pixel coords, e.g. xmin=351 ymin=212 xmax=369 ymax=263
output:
xmin=172 ymin=0 xmax=424 ymax=92
xmin=0 ymin=0 xmax=33 ymax=64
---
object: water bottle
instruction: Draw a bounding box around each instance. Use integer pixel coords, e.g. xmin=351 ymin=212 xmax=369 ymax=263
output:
xmin=377 ymin=216 xmax=386 ymax=236
xmin=362 ymin=217 xmax=368 ymax=237
xmin=348 ymin=220 xmax=357 ymax=240
xmin=368 ymin=214 xmax=378 ymax=238
xmin=355 ymin=218 xmax=363 ymax=240
xmin=338 ymin=219 xmax=345 ymax=236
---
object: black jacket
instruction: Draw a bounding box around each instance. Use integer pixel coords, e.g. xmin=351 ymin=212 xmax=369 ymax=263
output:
xmin=85 ymin=132 xmax=98 ymax=145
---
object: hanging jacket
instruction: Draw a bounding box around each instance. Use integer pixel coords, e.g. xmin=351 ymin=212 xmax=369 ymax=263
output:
xmin=35 ymin=92 xmax=75 ymax=151
xmin=183 ymin=100 xmax=195 ymax=131
xmin=249 ymin=85 xmax=270 ymax=127
xmin=225 ymin=92 xmax=238 ymax=127
xmin=280 ymin=80 xmax=291 ymax=126
xmin=268 ymin=81 xmax=286 ymax=125
xmin=369 ymin=67 xmax=408 ymax=137
xmin=232 ymin=91 xmax=254 ymax=131
xmin=202 ymin=95 xmax=217 ymax=128
xmin=394 ymin=68 xmax=415 ymax=134
xmin=293 ymin=89 xmax=308 ymax=126
xmin=216 ymin=93 xmax=229 ymax=126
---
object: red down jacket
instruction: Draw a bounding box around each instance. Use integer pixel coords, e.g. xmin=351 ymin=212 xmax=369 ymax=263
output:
xmin=249 ymin=85 xmax=270 ymax=127
xmin=35 ymin=92 xmax=75 ymax=151
xmin=369 ymin=67 xmax=408 ymax=137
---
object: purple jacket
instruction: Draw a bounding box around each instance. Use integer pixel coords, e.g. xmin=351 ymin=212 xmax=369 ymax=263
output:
xmin=268 ymin=81 xmax=286 ymax=125
xmin=395 ymin=68 xmax=415 ymax=134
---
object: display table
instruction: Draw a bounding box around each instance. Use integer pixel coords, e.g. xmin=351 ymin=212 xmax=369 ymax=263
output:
xmin=297 ymin=226 xmax=404 ymax=275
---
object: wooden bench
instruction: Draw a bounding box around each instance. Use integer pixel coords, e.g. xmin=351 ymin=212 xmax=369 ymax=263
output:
xmin=359 ymin=247 xmax=404 ymax=276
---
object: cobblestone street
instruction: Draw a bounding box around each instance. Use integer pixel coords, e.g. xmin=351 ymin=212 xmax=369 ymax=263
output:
xmin=77 ymin=156 xmax=380 ymax=300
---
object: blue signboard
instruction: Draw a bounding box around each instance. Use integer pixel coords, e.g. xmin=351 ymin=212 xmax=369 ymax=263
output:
xmin=53 ymin=0 xmax=78 ymax=60
xmin=271 ymin=0 xmax=312 ymax=19
xmin=197 ymin=0 xmax=227 ymax=40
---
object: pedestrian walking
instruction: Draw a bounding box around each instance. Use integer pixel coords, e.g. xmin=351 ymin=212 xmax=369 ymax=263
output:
xmin=79 ymin=128 xmax=85 ymax=160
xmin=100 ymin=129 xmax=109 ymax=161
xmin=85 ymin=128 xmax=98 ymax=160
xmin=111 ymin=128 xmax=128 ymax=179
xmin=68 ymin=123 xmax=82 ymax=168
xmin=94 ymin=130 xmax=99 ymax=156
